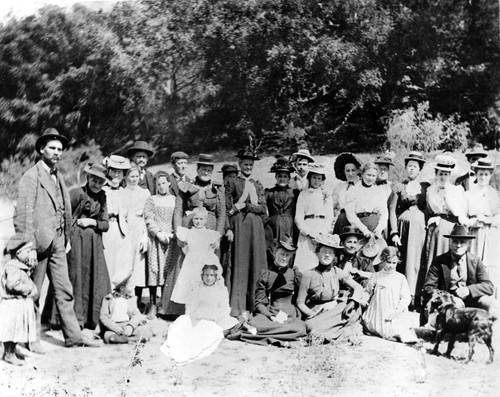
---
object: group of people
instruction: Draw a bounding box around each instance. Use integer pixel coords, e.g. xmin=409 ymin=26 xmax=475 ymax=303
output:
xmin=1 ymin=127 xmax=498 ymax=366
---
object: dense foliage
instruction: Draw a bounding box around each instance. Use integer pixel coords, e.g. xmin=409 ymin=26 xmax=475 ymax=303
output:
xmin=0 ymin=0 xmax=499 ymax=161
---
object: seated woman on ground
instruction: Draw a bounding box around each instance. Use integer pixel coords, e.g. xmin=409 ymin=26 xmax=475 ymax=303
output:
xmin=99 ymin=274 xmax=152 ymax=344
xmin=161 ymin=264 xmax=239 ymax=364
xmin=296 ymin=233 xmax=366 ymax=343
xmin=362 ymin=247 xmax=418 ymax=343
xmin=228 ymin=234 xmax=307 ymax=347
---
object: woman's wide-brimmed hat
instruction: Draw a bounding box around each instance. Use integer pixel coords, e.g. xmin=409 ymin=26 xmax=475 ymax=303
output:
xmin=275 ymin=234 xmax=297 ymax=252
xmin=218 ymin=164 xmax=239 ymax=175
xmin=84 ymin=163 xmax=108 ymax=181
xmin=35 ymin=128 xmax=68 ymax=153
xmin=306 ymin=163 xmax=328 ymax=177
xmin=374 ymin=153 xmax=395 ymax=166
xmin=465 ymin=144 xmax=488 ymax=159
xmin=270 ymin=158 xmax=294 ymax=173
xmin=433 ymin=154 xmax=456 ymax=171
xmin=291 ymin=148 xmax=315 ymax=163
xmin=334 ymin=152 xmax=361 ymax=181
xmin=171 ymin=151 xmax=188 ymax=163
xmin=443 ymin=224 xmax=476 ymax=239
xmin=127 ymin=141 xmax=155 ymax=158
xmin=313 ymin=233 xmax=342 ymax=249
xmin=471 ymin=157 xmax=495 ymax=171
xmin=103 ymin=155 xmax=131 ymax=170
xmin=197 ymin=153 xmax=215 ymax=166
xmin=339 ymin=226 xmax=364 ymax=241
xmin=236 ymin=147 xmax=260 ymax=160
xmin=404 ymin=151 xmax=426 ymax=167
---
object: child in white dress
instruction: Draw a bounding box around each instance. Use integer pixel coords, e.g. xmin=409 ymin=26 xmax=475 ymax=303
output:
xmin=0 ymin=236 xmax=37 ymax=366
xmin=171 ymin=207 xmax=221 ymax=304
xmin=362 ymin=247 xmax=418 ymax=343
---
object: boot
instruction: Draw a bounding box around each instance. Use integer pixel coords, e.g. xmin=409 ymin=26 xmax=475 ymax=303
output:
xmin=3 ymin=343 xmax=24 ymax=366
xmin=147 ymin=303 xmax=157 ymax=320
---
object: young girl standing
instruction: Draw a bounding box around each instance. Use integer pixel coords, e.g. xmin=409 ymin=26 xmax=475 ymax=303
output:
xmin=362 ymin=247 xmax=418 ymax=343
xmin=171 ymin=207 xmax=221 ymax=305
xmin=144 ymin=171 xmax=176 ymax=318
xmin=0 ymin=236 xmax=37 ymax=366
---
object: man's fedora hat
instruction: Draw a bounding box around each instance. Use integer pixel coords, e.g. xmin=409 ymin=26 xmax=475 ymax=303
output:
xmin=443 ymin=224 xmax=476 ymax=239
xmin=35 ymin=128 xmax=68 ymax=153
xmin=465 ymin=144 xmax=488 ymax=159
xmin=291 ymin=148 xmax=314 ymax=163
xmin=197 ymin=153 xmax=215 ymax=166
xmin=127 ymin=141 xmax=155 ymax=158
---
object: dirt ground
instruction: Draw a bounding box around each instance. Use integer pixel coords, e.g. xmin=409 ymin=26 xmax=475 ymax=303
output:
xmin=1 ymin=316 xmax=499 ymax=397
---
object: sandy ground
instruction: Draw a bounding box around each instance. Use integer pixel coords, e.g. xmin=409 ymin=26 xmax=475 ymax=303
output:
xmin=0 ymin=317 xmax=499 ymax=397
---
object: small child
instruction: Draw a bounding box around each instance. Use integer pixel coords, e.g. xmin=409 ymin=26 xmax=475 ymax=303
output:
xmin=162 ymin=264 xmax=239 ymax=364
xmin=99 ymin=275 xmax=152 ymax=344
xmin=0 ymin=236 xmax=37 ymax=366
xmin=362 ymin=247 xmax=418 ymax=343
xmin=171 ymin=207 xmax=221 ymax=304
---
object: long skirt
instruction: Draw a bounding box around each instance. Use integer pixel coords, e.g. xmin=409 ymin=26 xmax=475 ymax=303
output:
xmin=333 ymin=210 xmax=350 ymax=235
xmin=160 ymin=243 xmax=184 ymax=316
xmin=160 ymin=315 xmax=223 ymax=365
xmin=68 ymin=226 xmax=110 ymax=329
xmin=294 ymin=217 xmax=329 ymax=273
xmin=396 ymin=207 xmax=426 ymax=297
xmin=227 ymin=212 xmax=267 ymax=317
xmin=305 ymin=301 xmax=362 ymax=343
xmin=469 ymin=225 xmax=500 ymax=297
xmin=0 ymin=298 xmax=37 ymax=343
xmin=102 ymin=220 xmax=134 ymax=288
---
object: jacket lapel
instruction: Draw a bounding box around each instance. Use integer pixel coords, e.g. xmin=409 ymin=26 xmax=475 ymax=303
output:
xmin=37 ymin=161 xmax=58 ymax=208
xmin=440 ymin=252 xmax=453 ymax=291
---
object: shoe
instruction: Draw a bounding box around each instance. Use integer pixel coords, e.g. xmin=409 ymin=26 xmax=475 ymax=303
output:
xmin=15 ymin=345 xmax=29 ymax=360
xmin=108 ymin=334 xmax=129 ymax=344
xmin=147 ymin=304 xmax=157 ymax=320
xmin=3 ymin=353 xmax=24 ymax=366
xmin=29 ymin=341 xmax=46 ymax=355
xmin=66 ymin=335 xmax=102 ymax=348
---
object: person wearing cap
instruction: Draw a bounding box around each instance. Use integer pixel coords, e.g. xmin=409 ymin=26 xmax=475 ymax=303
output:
xmin=418 ymin=154 xmax=466 ymax=308
xmin=289 ymin=148 xmax=315 ymax=191
xmin=14 ymin=128 xmax=100 ymax=350
xmin=422 ymin=224 xmax=496 ymax=319
xmin=455 ymin=143 xmax=488 ymax=191
xmin=388 ymin=151 xmax=429 ymax=305
xmin=102 ymin=155 xmax=134 ymax=289
xmin=296 ymin=232 xmax=365 ymax=343
xmin=65 ymin=162 xmax=111 ymax=329
xmin=374 ymin=153 xmax=395 ymax=200
xmin=228 ymin=234 xmax=307 ymax=346
xmin=225 ymin=142 xmax=268 ymax=316
xmin=264 ymin=157 xmax=299 ymax=258
xmin=344 ymin=162 xmax=388 ymax=258
xmin=335 ymin=226 xmax=374 ymax=288
xmin=0 ymin=236 xmax=38 ymax=365
xmin=332 ymin=152 xmax=361 ymax=235
xmin=294 ymin=163 xmax=334 ymax=273
xmin=168 ymin=151 xmax=192 ymax=197
xmin=127 ymin=141 xmax=156 ymax=195
xmin=461 ymin=158 xmax=500 ymax=293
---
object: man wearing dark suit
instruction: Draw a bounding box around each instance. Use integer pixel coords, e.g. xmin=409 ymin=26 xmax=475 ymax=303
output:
xmin=423 ymin=224 xmax=496 ymax=315
xmin=168 ymin=151 xmax=192 ymax=197
xmin=127 ymin=141 xmax=156 ymax=195
xmin=14 ymin=128 xmax=101 ymax=351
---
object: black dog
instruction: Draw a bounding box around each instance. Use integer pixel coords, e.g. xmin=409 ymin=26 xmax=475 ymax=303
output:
xmin=426 ymin=290 xmax=496 ymax=364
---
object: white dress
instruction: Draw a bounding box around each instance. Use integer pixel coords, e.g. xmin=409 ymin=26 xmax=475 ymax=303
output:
xmin=465 ymin=185 xmax=500 ymax=291
xmin=171 ymin=227 xmax=221 ymax=304
xmin=363 ymin=270 xmax=418 ymax=343
xmin=121 ymin=186 xmax=151 ymax=288
xmin=294 ymin=188 xmax=334 ymax=272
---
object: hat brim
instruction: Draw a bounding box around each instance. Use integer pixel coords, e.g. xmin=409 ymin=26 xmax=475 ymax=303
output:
xmin=277 ymin=242 xmax=297 ymax=252
xmin=127 ymin=148 xmax=155 ymax=157
xmin=443 ymin=234 xmax=476 ymax=239
xmin=375 ymin=160 xmax=395 ymax=166
xmin=339 ymin=232 xmax=365 ymax=240
xmin=84 ymin=166 xmax=108 ymax=181
xmin=404 ymin=157 xmax=426 ymax=165
xmin=236 ymin=154 xmax=260 ymax=160
xmin=292 ymin=152 xmax=314 ymax=163
xmin=270 ymin=168 xmax=292 ymax=173
xmin=434 ymin=165 xmax=455 ymax=171
xmin=465 ymin=152 xmax=488 ymax=159
xmin=197 ymin=161 xmax=215 ymax=166
xmin=334 ymin=153 xmax=361 ymax=181
xmin=35 ymin=134 xmax=68 ymax=153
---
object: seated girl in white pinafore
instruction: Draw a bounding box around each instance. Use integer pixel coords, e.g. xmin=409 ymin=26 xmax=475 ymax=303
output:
xmin=171 ymin=206 xmax=222 ymax=305
xmin=162 ymin=264 xmax=239 ymax=364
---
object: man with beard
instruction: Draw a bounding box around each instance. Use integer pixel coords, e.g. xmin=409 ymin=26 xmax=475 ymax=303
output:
xmin=127 ymin=141 xmax=156 ymax=195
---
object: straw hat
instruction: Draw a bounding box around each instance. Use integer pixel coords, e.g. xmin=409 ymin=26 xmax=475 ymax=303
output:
xmin=313 ymin=233 xmax=342 ymax=249
xmin=291 ymin=148 xmax=314 ymax=163
xmin=433 ymin=154 xmax=456 ymax=171
xmin=103 ymin=155 xmax=131 ymax=170
xmin=465 ymin=144 xmax=487 ymax=159
xmin=471 ymin=157 xmax=495 ymax=171
xmin=84 ymin=163 xmax=108 ymax=181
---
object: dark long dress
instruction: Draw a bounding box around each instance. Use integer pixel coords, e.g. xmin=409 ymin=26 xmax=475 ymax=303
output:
xmin=68 ymin=185 xmax=110 ymax=329
xmin=234 ymin=265 xmax=307 ymax=346
xmin=226 ymin=175 xmax=268 ymax=316
xmin=298 ymin=265 xmax=362 ymax=342
xmin=264 ymin=185 xmax=299 ymax=248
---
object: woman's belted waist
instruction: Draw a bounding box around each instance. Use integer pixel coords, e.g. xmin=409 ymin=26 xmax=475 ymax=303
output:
xmin=356 ymin=211 xmax=379 ymax=218
xmin=304 ymin=215 xmax=325 ymax=220
xmin=432 ymin=213 xmax=458 ymax=223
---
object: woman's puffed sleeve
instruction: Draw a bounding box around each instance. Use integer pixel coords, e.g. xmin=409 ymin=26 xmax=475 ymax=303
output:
xmin=294 ymin=191 xmax=310 ymax=236
xmin=144 ymin=196 xmax=161 ymax=237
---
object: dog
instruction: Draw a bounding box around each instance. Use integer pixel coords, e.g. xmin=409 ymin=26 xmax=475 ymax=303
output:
xmin=426 ymin=289 xmax=496 ymax=364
